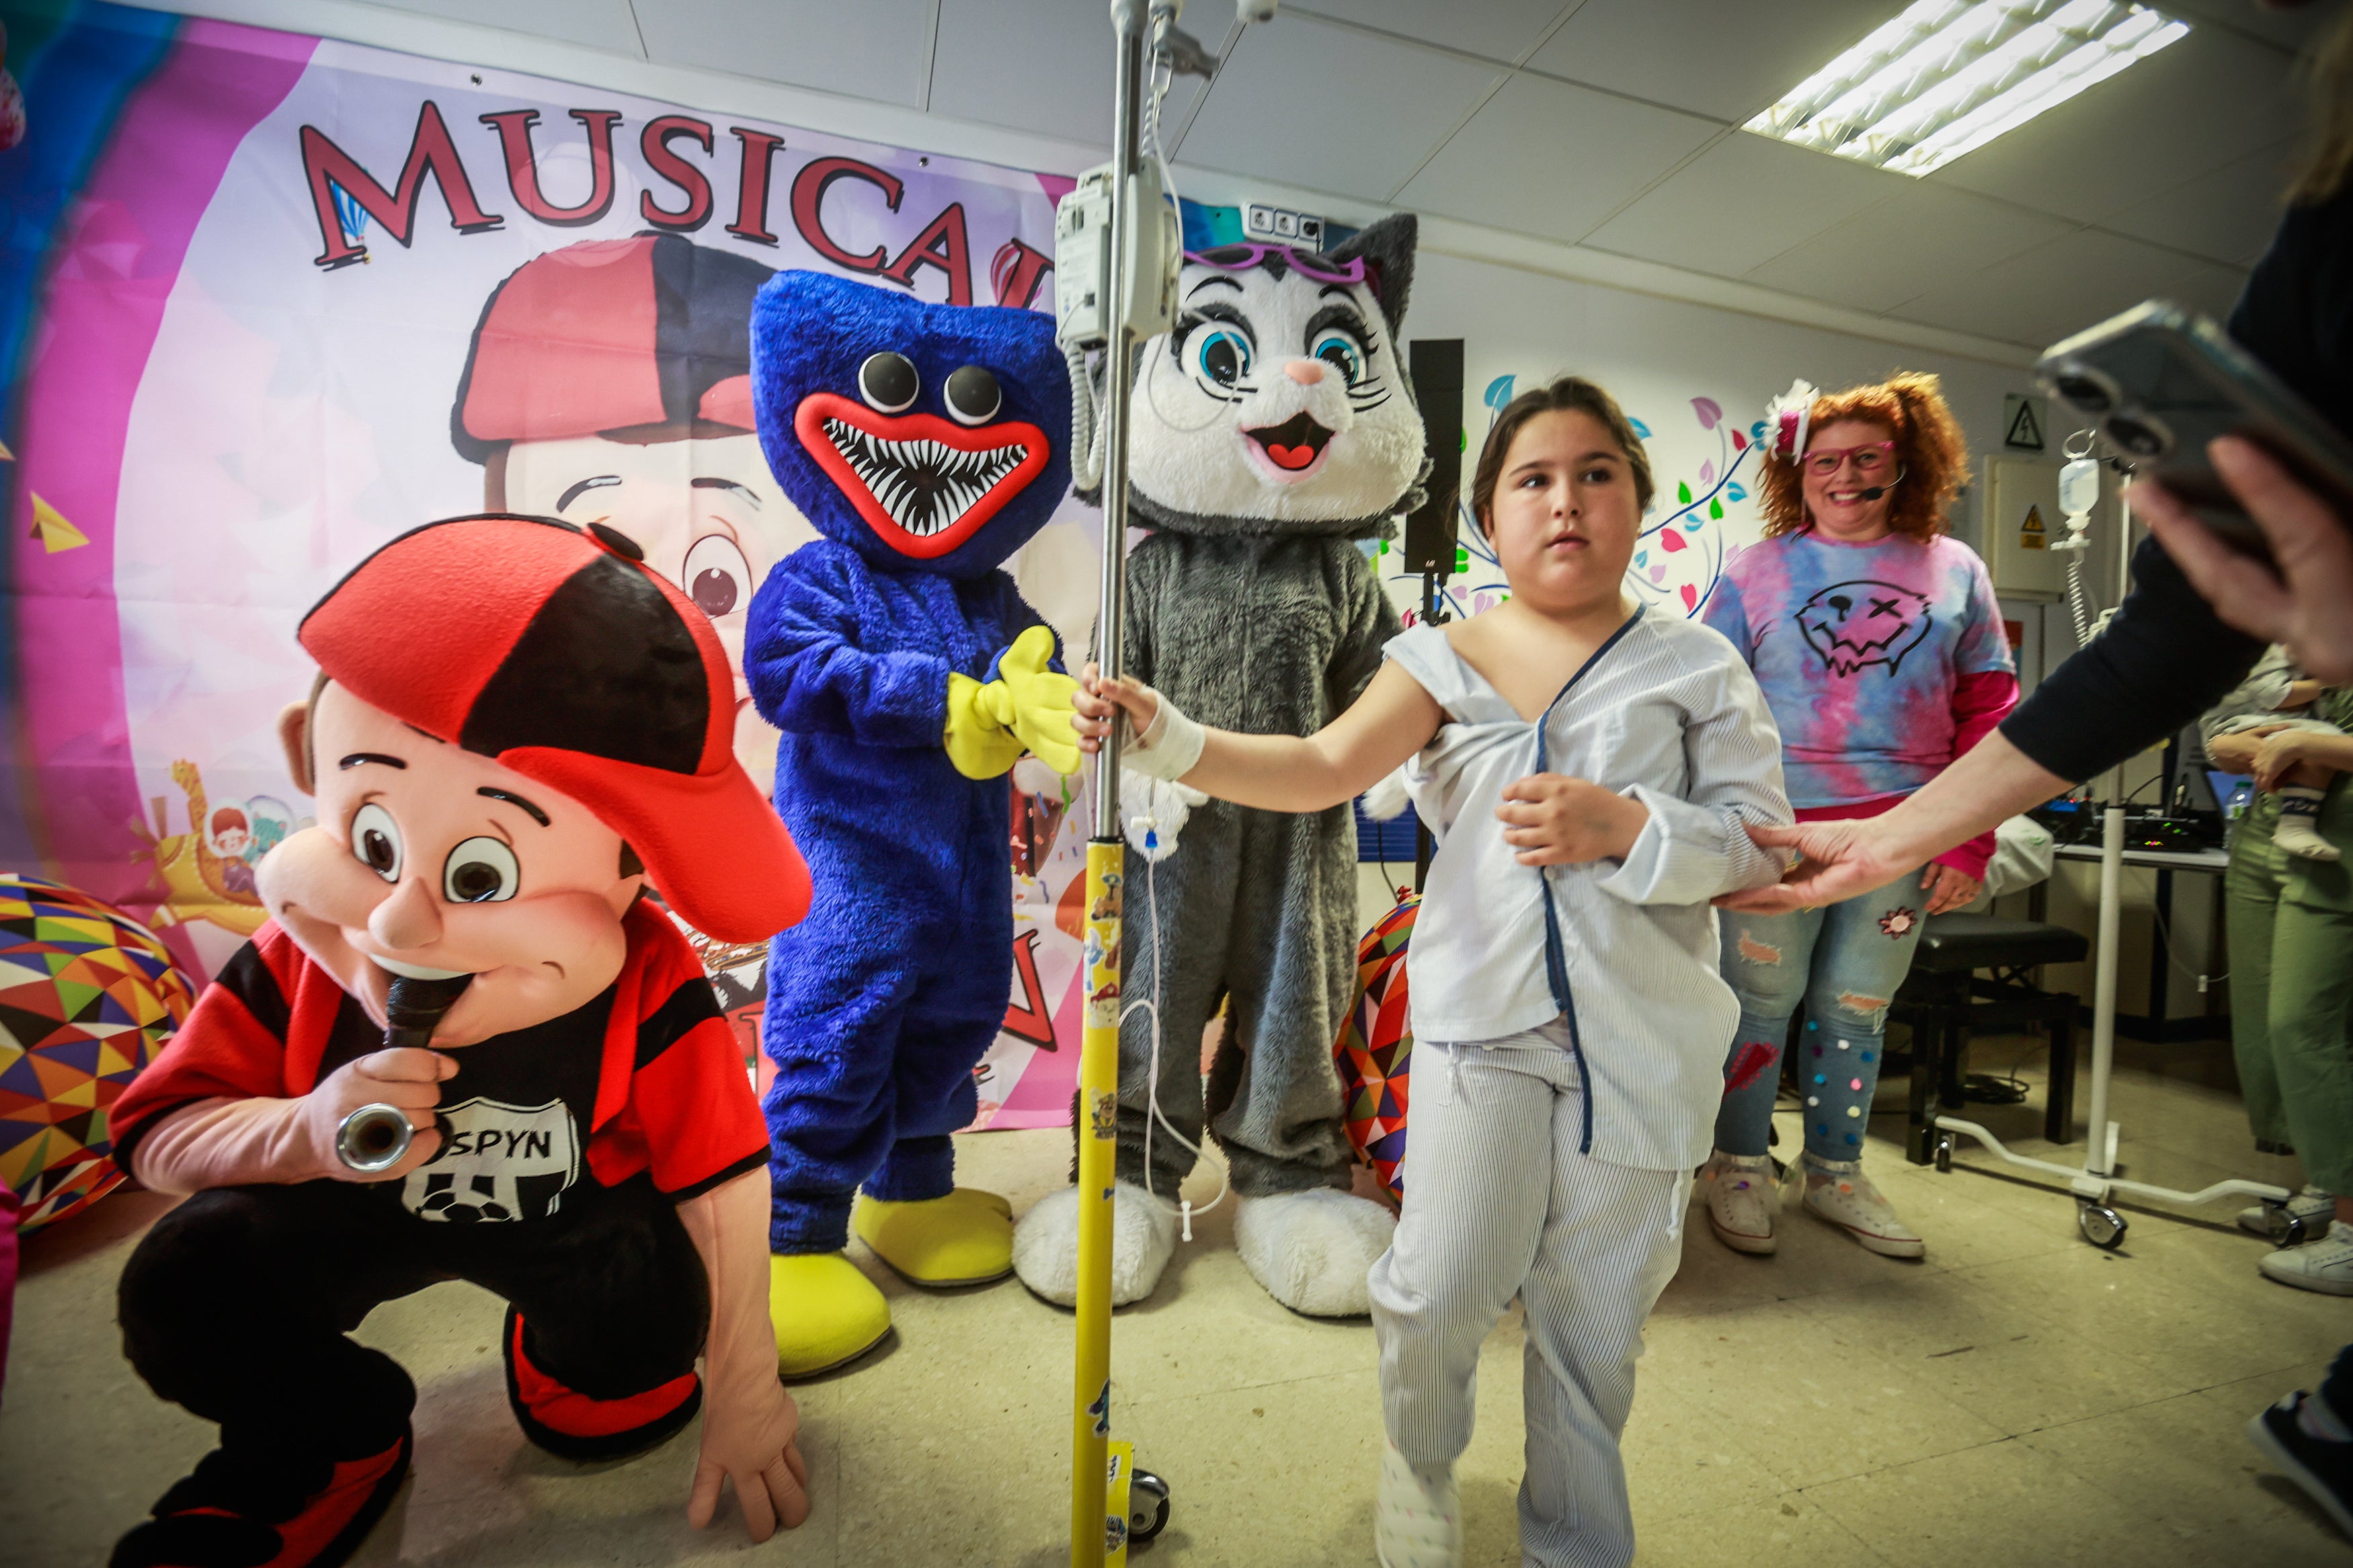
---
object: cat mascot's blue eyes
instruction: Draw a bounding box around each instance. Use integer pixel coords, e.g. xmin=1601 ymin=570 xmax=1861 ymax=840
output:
xmin=1310 ymin=328 xmax=1363 ymax=386
xmin=1193 ymin=326 xmax=1252 ymax=387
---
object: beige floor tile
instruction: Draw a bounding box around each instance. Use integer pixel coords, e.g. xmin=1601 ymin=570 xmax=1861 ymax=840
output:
xmin=1786 ymin=1272 xmax=2194 ymax=1434
xmin=2019 ymin=1372 xmax=2350 ymax=1567
xmin=1803 ymin=1436 xmax=2219 ymax=1568
xmin=1634 ymin=1298 xmax=2011 ymax=1489
xmin=1957 ymin=1223 xmax=2349 ymax=1390
xmin=1634 ymin=1491 xmax=1890 ymax=1567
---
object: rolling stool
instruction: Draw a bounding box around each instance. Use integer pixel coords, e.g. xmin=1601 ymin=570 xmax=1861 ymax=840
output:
xmin=1890 ymin=913 xmax=2087 ymax=1168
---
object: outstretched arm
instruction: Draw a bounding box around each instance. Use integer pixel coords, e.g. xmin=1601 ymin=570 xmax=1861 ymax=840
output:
xmin=1074 ymin=659 xmax=1443 ymax=814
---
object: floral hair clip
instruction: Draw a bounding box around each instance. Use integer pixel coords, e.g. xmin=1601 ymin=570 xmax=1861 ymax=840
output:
xmin=1762 ymin=378 xmax=1819 ymax=464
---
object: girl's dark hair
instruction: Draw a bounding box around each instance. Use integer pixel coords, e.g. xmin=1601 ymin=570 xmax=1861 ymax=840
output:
xmin=1469 ymin=376 xmax=1654 ymax=532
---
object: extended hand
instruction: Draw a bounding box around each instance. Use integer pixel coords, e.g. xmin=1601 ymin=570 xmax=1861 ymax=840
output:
xmin=1497 ymin=774 xmax=1647 ymax=866
xmin=2134 ymin=436 xmax=2353 ymax=684
xmin=687 ymin=1374 xmax=810 ymax=1541
xmin=1714 ymin=818 xmax=1910 ymax=913
xmin=1920 ymin=862 xmax=1980 ymax=916
xmin=2206 ymin=725 xmax=2281 ymax=774
xmin=303 ymin=1048 xmax=452 ymax=1182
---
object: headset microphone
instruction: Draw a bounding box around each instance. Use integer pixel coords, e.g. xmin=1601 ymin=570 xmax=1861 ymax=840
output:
xmin=1855 ymin=485 xmax=1888 ymax=501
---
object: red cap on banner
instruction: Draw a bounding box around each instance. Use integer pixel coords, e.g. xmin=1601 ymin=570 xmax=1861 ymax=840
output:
xmin=452 ymin=235 xmax=776 ymax=461
xmin=298 ymin=513 xmax=809 ymax=944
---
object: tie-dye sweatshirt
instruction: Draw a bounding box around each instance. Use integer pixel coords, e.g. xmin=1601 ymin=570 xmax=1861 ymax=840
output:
xmin=1703 ymin=528 xmax=2018 ymax=879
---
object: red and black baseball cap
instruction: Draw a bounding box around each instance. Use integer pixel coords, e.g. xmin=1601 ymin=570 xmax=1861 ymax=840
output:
xmin=450 ymin=234 xmax=775 ymax=463
xmin=298 ymin=513 xmax=809 ymax=944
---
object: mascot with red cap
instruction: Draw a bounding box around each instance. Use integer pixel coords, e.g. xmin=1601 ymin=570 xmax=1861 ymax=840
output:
xmin=105 ymin=514 xmax=815 ymax=1568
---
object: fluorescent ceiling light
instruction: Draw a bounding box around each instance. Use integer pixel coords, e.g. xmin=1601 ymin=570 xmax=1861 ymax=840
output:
xmin=1744 ymin=1 xmax=2190 ymax=178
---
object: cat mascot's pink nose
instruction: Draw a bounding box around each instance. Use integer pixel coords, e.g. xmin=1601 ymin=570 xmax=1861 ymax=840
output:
xmin=1283 ymin=359 xmax=1326 ymax=385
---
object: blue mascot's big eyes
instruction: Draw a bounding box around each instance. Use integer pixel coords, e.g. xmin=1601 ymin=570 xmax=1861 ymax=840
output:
xmin=860 ymin=352 xmax=919 ymax=413
xmin=945 ymin=366 xmax=1002 ymax=426
xmin=1195 ymin=327 xmax=1251 ymax=388
xmin=1311 ymin=328 xmax=1363 ymax=386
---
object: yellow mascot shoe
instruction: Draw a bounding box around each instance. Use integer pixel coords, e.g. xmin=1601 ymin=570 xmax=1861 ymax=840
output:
xmin=768 ymin=1252 xmax=891 ymax=1378
xmin=854 ymin=1188 xmax=1015 ymax=1286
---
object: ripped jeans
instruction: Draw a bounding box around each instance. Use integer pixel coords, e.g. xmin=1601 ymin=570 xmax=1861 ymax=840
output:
xmin=1714 ymin=872 xmax=1929 ymax=1164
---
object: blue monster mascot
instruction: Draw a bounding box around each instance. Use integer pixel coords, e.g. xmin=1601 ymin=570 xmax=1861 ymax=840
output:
xmin=746 ymin=271 xmax=1078 ymax=1374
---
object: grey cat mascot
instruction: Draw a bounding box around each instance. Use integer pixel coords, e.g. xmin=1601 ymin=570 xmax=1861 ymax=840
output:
xmin=1013 ymin=214 xmax=1423 ymax=1315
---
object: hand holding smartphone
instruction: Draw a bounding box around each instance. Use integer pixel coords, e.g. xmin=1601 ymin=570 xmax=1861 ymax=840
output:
xmin=2037 ymin=300 xmax=2353 ymax=564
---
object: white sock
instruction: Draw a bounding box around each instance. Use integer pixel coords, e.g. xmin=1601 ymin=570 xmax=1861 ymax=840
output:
xmin=2301 ymin=1391 xmax=2353 ymax=1444
xmin=2274 ymin=787 xmax=2341 ymax=862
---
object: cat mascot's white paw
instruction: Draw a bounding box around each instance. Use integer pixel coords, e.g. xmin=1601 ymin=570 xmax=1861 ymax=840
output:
xmin=1359 ymin=763 xmax=1414 ymax=824
xmin=1234 ymin=1188 xmax=1396 ymax=1317
xmin=1121 ymin=772 xmax=1208 ymax=863
xmin=1012 ymin=1181 xmax=1179 ymax=1307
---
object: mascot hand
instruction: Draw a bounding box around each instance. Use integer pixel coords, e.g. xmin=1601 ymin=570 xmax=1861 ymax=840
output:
xmin=944 ymin=671 xmax=1026 ymax=779
xmin=991 ymin=626 xmax=1082 ymax=776
xmin=1121 ymin=773 xmax=1209 ymax=863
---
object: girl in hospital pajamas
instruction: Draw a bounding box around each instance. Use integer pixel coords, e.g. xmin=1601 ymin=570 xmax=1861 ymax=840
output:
xmin=1073 ymin=376 xmax=1792 ymax=1568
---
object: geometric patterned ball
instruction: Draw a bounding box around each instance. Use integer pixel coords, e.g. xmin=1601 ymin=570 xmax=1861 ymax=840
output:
xmin=1332 ymin=891 xmax=1417 ymax=1203
xmin=0 ymin=874 xmax=194 ymax=1230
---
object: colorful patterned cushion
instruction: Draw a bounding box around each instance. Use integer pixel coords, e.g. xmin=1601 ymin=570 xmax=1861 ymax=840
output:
xmin=1332 ymin=893 xmax=1416 ymax=1200
xmin=0 ymin=876 xmax=194 ymax=1229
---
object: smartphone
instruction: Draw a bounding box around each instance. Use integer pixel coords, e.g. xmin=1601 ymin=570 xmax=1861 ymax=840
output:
xmin=2036 ymin=300 xmax=2353 ymax=561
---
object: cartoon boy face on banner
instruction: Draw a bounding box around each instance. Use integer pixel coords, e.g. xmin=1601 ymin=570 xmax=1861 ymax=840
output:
xmin=450 ymin=233 xmax=817 ymax=794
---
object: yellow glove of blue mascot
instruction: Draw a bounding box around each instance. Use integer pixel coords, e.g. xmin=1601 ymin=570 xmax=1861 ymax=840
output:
xmin=747 ymin=271 xmax=1076 ymax=1375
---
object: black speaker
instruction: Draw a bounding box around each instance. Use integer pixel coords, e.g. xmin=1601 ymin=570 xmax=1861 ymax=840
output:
xmin=1404 ymin=339 xmax=1464 ymax=577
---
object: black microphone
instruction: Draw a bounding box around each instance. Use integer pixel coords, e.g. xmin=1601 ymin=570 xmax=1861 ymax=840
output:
xmin=1853 ymin=464 xmax=1907 ymax=502
xmin=336 ymin=972 xmax=475 ymax=1172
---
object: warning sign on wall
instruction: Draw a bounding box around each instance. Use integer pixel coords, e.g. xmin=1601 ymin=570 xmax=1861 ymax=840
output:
xmin=2020 ymin=504 xmax=2046 ymax=550
xmin=2003 ymin=394 xmax=2048 ymax=452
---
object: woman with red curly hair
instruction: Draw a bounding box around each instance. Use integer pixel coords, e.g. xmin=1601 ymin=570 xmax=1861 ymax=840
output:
xmin=1697 ymin=372 xmax=2018 ymax=1261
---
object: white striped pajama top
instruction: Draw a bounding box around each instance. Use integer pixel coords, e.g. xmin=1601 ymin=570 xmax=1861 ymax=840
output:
xmin=1389 ymin=607 xmax=1794 ymax=1172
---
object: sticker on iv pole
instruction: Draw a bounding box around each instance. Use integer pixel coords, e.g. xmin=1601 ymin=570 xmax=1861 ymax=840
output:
xmin=2019 ymin=504 xmax=2046 ymax=551
xmin=1091 ymin=1089 xmax=1119 ymax=1141
xmin=1106 ymin=1440 xmax=1137 ymax=1566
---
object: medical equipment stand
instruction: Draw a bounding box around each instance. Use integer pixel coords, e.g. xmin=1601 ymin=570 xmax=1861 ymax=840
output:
xmin=1923 ymin=493 xmax=2298 ymax=1247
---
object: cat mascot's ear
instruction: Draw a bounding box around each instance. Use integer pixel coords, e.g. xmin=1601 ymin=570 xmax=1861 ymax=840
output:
xmin=1326 ymin=214 xmax=1417 ymax=332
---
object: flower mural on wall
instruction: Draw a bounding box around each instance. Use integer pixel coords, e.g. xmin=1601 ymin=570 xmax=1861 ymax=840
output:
xmin=1381 ymin=376 xmax=1763 ymax=625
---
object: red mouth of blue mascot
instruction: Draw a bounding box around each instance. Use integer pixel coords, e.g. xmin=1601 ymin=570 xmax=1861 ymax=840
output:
xmin=795 ymin=393 xmax=1049 ymax=561
xmin=1245 ymin=411 xmax=1334 ymax=474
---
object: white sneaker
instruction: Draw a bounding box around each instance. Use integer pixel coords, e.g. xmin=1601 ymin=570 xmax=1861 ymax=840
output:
xmin=1700 ymin=1150 xmax=1779 ymax=1255
xmin=1801 ymin=1156 xmax=1925 ymax=1258
xmin=1375 ymin=1440 xmax=1460 ymax=1568
xmin=2239 ymin=1185 xmax=2334 ymax=1239
xmin=2260 ymin=1221 xmax=2353 ymax=1296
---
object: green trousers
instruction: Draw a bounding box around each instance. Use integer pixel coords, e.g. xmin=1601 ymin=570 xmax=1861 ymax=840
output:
xmin=2258 ymin=779 xmax=2353 ymax=1195
xmin=2271 ymin=897 xmax=2353 ymax=1195
xmin=2225 ymin=795 xmax=2295 ymax=1149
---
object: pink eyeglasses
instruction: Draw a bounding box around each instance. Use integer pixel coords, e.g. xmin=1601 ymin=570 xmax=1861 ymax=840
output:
xmin=1802 ymin=440 xmax=1897 ymax=478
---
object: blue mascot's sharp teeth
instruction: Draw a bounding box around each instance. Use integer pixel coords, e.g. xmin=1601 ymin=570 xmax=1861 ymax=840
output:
xmin=824 ymin=417 xmax=1023 ymax=539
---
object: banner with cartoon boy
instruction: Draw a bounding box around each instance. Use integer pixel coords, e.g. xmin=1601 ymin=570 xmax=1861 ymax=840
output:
xmin=0 ymin=1 xmax=1101 ymax=1129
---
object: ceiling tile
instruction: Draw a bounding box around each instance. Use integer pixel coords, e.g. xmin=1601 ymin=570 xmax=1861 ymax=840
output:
xmin=1174 ymin=15 xmax=1505 ymax=202
xmin=1394 ymin=73 xmax=1718 ymax=245
xmin=928 ymin=0 xmax=1170 ymax=147
xmin=1583 ymin=130 xmax=1904 ymax=277
xmin=634 ymin=0 xmax=937 ymax=107
xmin=2162 ymin=0 xmax=2336 ymax=52
xmin=2162 ymin=257 xmax=2254 ymax=323
xmin=2100 ymin=140 xmax=2296 ymax=265
xmin=354 ymin=0 xmax=646 ymax=54
xmin=1927 ymin=24 xmax=2300 ymax=224
xmin=1286 ymin=0 xmax=1573 ymax=63
xmin=1887 ymin=228 xmax=2237 ymax=349
xmin=1526 ymin=0 xmax=1890 ymax=122
xmin=1745 ymin=184 xmax=2075 ymax=313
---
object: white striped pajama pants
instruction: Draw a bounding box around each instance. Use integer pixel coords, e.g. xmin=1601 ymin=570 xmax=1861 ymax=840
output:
xmin=1368 ymin=1025 xmax=1692 ymax=1568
